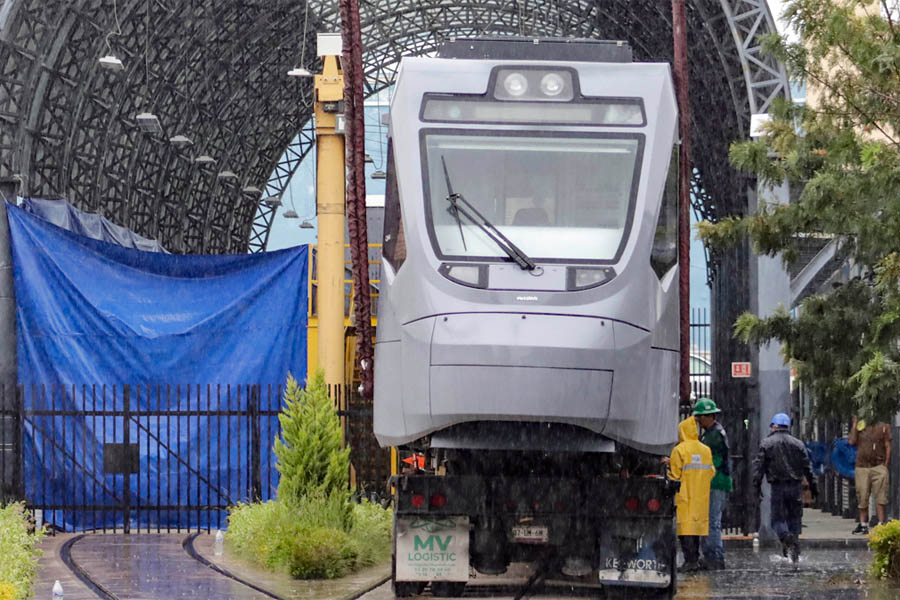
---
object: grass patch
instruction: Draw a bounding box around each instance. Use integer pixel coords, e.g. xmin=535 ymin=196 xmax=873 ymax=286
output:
xmin=226 ymin=496 xmax=392 ymax=579
xmin=0 ymin=502 xmax=44 ymax=600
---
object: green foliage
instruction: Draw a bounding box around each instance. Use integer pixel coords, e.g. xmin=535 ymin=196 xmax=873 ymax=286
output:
xmin=226 ymin=371 xmax=391 ymax=580
xmin=870 ymin=520 xmax=900 ymax=579
xmin=288 ymin=527 xmax=357 ymax=579
xmin=273 ymin=370 xmax=351 ymax=507
xmin=700 ymin=0 xmax=900 ymax=420
xmin=226 ymin=497 xmax=392 ymax=579
xmin=348 ymin=499 xmax=393 ymax=568
xmin=0 ymin=502 xmax=44 ymax=600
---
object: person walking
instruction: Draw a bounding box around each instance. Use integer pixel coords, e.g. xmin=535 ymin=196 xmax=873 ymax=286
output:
xmin=752 ymin=413 xmax=818 ymax=563
xmin=667 ymin=416 xmax=716 ymax=572
xmin=692 ymin=398 xmax=732 ymax=570
xmin=849 ymin=415 xmax=892 ymax=534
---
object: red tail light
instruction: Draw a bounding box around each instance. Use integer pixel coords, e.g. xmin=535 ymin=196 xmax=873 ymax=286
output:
xmin=411 ymin=493 xmax=425 ymax=508
xmin=625 ymin=497 xmax=640 ymax=512
xmin=431 ymin=493 xmax=447 ymax=508
xmin=647 ymin=498 xmax=661 ymax=512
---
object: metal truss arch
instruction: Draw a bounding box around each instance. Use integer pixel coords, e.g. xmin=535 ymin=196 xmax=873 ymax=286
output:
xmin=0 ymin=0 xmax=786 ymax=254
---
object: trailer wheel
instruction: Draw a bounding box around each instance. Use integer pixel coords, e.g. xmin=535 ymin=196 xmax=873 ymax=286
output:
xmin=393 ymin=581 xmax=426 ymax=597
xmin=430 ymin=581 xmax=467 ymax=597
xmin=605 ymin=585 xmax=674 ymax=599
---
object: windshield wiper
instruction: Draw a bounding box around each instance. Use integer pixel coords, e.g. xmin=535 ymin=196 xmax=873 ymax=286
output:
xmin=441 ymin=156 xmax=467 ymax=251
xmin=440 ymin=156 xmax=536 ymax=270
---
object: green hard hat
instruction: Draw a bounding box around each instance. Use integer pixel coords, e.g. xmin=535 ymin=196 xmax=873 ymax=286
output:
xmin=692 ymin=398 xmax=721 ymax=416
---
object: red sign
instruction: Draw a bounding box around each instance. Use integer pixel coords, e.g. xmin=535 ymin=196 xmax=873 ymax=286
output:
xmin=731 ymin=362 xmax=752 ymax=378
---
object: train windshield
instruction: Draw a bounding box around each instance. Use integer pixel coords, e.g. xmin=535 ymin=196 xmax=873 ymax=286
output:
xmin=423 ymin=131 xmax=641 ymax=262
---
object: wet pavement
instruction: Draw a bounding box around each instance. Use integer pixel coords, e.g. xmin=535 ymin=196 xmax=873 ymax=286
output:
xmin=32 ymin=531 xmax=391 ymax=600
xmin=30 ymin=532 xmax=899 ymax=599
xmin=67 ymin=534 xmax=264 ymax=599
xmin=358 ymin=548 xmax=900 ymax=599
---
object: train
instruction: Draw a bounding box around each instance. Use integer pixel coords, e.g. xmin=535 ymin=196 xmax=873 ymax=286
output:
xmin=373 ymin=37 xmax=681 ymax=598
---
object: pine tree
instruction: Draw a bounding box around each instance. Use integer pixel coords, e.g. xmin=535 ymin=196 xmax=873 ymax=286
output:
xmin=273 ymin=370 xmax=351 ymax=506
xmin=698 ymin=0 xmax=900 ymax=420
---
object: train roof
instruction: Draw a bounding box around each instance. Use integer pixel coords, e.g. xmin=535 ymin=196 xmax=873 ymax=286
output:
xmin=437 ymin=37 xmax=633 ymax=63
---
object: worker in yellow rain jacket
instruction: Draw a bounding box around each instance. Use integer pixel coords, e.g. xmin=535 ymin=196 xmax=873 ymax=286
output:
xmin=667 ymin=416 xmax=715 ymax=573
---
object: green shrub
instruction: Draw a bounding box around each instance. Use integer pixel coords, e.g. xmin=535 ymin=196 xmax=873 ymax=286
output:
xmin=349 ymin=500 xmax=393 ymax=568
xmin=273 ymin=371 xmax=350 ymax=507
xmin=227 ymin=372 xmax=392 ymax=579
xmin=226 ymin=495 xmax=392 ymax=579
xmin=870 ymin=520 xmax=900 ymax=579
xmin=0 ymin=502 xmax=44 ymax=600
xmin=288 ymin=527 xmax=358 ymax=579
xmin=227 ymin=499 xmax=298 ymax=570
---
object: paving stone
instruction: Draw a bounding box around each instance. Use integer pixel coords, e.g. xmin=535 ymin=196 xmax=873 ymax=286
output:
xmin=32 ymin=534 xmax=102 ymax=600
xmin=69 ymin=533 xmax=266 ymax=599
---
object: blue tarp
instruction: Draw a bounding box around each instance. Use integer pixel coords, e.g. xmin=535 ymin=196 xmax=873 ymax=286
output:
xmin=19 ymin=197 xmax=168 ymax=252
xmin=7 ymin=202 xmax=308 ymax=530
xmin=831 ymin=437 xmax=857 ymax=479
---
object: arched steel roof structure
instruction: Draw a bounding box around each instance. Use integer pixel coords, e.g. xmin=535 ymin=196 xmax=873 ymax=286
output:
xmin=0 ymin=0 xmax=786 ymax=254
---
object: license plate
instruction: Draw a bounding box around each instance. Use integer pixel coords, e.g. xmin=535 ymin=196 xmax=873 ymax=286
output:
xmin=512 ymin=525 xmax=548 ymax=543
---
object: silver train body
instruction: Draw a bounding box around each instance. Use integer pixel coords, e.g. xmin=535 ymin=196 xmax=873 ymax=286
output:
xmin=374 ymin=41 xmax=680 ymax=456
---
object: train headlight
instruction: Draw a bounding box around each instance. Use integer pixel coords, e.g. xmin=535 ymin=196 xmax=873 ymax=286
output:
xmin=540 ymin=73 xmax=566 ymax=97
xmin=502 ymin=72 xmax=529 ymax=97
xmin=493 ymin=68 xmax=575 ymax=102
xmin=567 ymin=267 xmax=615 ymax=291
xmin=439 ymin=263 xmax=488 ymax=288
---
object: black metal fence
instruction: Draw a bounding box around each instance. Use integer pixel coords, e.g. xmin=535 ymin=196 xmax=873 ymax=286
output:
xmin=0 ymin=382 xmax=393 ymax=533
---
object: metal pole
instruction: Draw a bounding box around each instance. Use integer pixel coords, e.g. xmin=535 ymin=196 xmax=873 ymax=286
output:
xmin=315 ymin=53 xmax=347 ymax=393
xmin=0 ymin=178 xmax=19 ymax=399
xmin=340 ymin=0 xmax=374 ymax=400
xmin=672 ymin=0 xmax=692 ymax=404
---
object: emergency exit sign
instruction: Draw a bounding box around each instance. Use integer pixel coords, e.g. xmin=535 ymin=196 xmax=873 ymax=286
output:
xmin=731 ymin=362 xmax=752 ymax=378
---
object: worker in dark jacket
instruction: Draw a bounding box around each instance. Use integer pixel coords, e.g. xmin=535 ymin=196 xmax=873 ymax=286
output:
xmin=752 ymin=413 xmax=818 ymax=563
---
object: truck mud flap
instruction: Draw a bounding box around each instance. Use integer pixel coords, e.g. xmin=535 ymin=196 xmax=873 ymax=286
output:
xmin=395 ymin=515 xmax=470 ymax=582
xmin=596 ymin=518 xmax=674 ymax=588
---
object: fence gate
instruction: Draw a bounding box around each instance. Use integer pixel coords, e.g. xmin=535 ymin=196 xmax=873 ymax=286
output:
xmin=2 ymin=384 xmax=284 ymax=532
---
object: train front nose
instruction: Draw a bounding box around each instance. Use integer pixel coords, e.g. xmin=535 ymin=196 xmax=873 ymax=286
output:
xmin=424 ymin=312 xmax=634 ymax=432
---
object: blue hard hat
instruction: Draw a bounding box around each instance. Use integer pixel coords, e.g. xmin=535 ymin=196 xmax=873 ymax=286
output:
xmin=771 ymin=413 xmax=791 ymax=427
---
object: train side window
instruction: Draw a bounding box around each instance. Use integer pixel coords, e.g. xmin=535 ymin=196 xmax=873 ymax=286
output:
xmin=382 ymin=139 xmax=406 ymax=270
xmin=651 ymin=146 xmax=678 ymax=278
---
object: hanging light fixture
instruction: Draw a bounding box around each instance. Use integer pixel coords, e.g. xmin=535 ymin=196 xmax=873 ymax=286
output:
xmin=371 ymin=170 xmax=387 ymax=180
xmin=300 ymin=220 xmax=314 ymax=229
xmin=364 ymin=154 xmax=374 ymax=163
xmin=99 ymin=0 xmax=125 ymax=71
xmin=194 ymin=155 xmax=216 ymax=165
xmin=169 ymin=134 xmax=193 ymax=146
xmin=262 ymin=195 xmax=282 ymax=207
xmin=288 ymin=0 xmax=314 ymax=79
xmin=99 ymin=55 xmax=124 ymax=71
xmin=136 ymin=112 xmax=163 ymax=134
xmin=217 ymin=170 xmax=238 ymax=179
xmin=283 ymin=209 xmax=299 ymax=219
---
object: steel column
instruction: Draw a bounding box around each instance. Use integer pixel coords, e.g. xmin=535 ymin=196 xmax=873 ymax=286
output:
xmin=673 ymin=0 xmax=692 ymax=404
